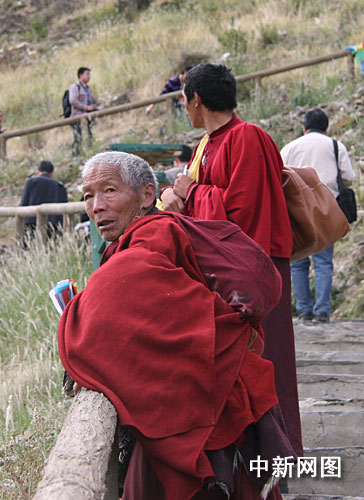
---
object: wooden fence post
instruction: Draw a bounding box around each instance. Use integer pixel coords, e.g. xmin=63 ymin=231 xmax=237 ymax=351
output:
xmin=36 ymin=213 xmax=48 ymax=244
xmin=347 ymin=52 xmax=355 ymax=81
xmin=254 ymin=77 xmax=262 ymax=103
xmin=0 ymin=135 xmax=6 ymax=160
xmin=15 ymin=215 xmax=25 ymax=242
xmin=32 ymin=389 xmax=118 ymax=500
xmin=63 ymin=213 xmax=75 ymax=234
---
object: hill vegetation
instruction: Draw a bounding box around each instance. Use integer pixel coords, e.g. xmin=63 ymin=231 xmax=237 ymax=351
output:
xmin=0 ymin=0 xmax=364 ymax=497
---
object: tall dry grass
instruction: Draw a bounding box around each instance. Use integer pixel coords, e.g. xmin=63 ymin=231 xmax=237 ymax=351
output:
xmin=0 ymin=234 xmax=92 ymax=497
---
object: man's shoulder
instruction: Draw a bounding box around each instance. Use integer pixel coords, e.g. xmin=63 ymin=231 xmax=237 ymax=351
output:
xmin=229 ymin=117 xmax=269 ymax=137
xmin=281 ymin=135 xmax=305 ymax=151
xmin=227 ymin=118 xmax=278 ymax=149
xmin=70 ymin=82 xmax=81 ymax=91
xmin=283 ymin=132 xmax=330 ymax=151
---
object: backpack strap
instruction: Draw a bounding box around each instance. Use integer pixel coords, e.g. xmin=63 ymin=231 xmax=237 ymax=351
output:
xmin=333 ymin=139 xmax=344 ymax=193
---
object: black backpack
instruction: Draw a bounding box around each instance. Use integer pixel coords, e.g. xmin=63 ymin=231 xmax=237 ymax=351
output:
xmin=62 ymin=83 xmax=80 ymax=118
xmin=62 ymin=90 xmax=71 ymax=118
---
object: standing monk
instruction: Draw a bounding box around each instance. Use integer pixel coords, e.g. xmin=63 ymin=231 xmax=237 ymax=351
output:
xmin=160 ymin=63 xmax=303 ymax=465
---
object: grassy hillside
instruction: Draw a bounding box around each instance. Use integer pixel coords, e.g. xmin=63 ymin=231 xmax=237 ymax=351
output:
xmin=0 ymin=0 xmax=364 ymax=496
xmin=1 ymin=0 xmax=364 ymax=183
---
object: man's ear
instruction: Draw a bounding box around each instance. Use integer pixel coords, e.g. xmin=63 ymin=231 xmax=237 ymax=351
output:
xmin=140 ymin=183 xmax=157 ymax=209
xmin=194 ymin=92 xmax=202 ymax=107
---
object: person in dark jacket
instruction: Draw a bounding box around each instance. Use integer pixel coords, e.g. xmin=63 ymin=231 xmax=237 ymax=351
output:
xmin=20 ymin=160 xmax=68 ymax=239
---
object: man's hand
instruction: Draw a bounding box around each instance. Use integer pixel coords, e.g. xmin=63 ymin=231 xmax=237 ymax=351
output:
xmin=161 ymin=187 xmax=185 ymax=213
xmin=87 ymin=104 xmax=95 ymax=111
xmin=73 ymin=382 xmax=81 ymax=396
xmin=146 ymin=104 xmax=154 ymax=115
xmin=173 ymin=174 xmax=196 ymax=199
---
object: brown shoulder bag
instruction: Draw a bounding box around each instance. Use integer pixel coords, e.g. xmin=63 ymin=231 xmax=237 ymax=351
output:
xmin=282 ymin=165 xmax=349 ymax=262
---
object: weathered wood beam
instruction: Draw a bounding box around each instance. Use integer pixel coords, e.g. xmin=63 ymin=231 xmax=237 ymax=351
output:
xmin=0 ymin=201 xmax=85 ymax=218
xmin=0 ymin=135 xmax=6 ymax=160
xmin=235 ymin=49 xmax=351 ymax=83
xmin=32 ymin=388 xmax=118 ymax=500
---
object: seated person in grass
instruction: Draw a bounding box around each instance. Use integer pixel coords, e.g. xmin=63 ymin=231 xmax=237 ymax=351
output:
xmin=58 ymin=151 xmax=295 ymax=500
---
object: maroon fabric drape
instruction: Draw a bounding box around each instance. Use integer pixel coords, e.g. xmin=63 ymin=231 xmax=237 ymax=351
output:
xmin=262 ymin=258 xmax=303 ymax=457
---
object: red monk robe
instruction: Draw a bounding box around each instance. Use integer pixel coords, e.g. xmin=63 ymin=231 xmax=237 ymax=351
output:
xmin=185 ymin=114 xmax=292 ymax=258
xmin=58 ymin=215 xmax=288 ymax=500
xmin=183 ymin=114 xmax=303 ymax=457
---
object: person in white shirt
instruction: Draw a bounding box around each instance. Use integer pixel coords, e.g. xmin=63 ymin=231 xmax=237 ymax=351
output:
xmin=281 ymin=108 xmax=355 ymax=323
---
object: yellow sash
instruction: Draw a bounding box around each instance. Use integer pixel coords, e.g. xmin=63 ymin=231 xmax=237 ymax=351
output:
xmin=156 ymin=134 xmax=209 ymax=210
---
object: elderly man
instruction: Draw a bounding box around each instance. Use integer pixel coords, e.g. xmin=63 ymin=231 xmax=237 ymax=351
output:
xmin=58 ymin=152 xmax=294 ymax=500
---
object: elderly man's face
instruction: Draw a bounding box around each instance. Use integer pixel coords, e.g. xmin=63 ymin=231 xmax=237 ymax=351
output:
xmin=83 ymin=164 xmax=141 ymax=241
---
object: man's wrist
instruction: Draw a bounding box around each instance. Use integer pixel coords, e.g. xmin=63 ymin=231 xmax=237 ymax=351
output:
xmin=185 ymin=182 xmax=198 ymax=202
xmin=159 ymin=185 xmax=173 ymax=200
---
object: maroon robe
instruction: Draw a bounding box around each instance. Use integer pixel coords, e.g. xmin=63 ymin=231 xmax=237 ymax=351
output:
xmin=59 ymin=215 xmax=288 ymax=500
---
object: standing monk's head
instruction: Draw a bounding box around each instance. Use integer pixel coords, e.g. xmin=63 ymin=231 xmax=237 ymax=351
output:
xmin=82 ymin=152 xmax=157 ymax=242
xmin=183 ymin=63 xmax=237 ymax=113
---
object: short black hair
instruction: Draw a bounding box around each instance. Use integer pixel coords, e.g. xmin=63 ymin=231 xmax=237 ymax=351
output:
xmin=184 ymin=63 xmax=237 ymax=112
xmin=181 ymin=65 xmax=193 ymax=74
xmin=38 ymin=161 xmax=54 ymax=173
xmin=303 ymin=108 xmax=329 ymax=132
xmin=177 ymin=145 xmax=193 ymax=163
xmin=78 ymin=67 xmax=91 ymax=78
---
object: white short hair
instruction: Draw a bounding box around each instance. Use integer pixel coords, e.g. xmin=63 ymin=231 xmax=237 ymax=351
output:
xmin=82 ymin=151 xmax=158 ymax=192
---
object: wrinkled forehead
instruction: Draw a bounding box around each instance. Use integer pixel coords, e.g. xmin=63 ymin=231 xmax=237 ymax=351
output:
xmin=82 ymin=163 xmax=123 ymax=190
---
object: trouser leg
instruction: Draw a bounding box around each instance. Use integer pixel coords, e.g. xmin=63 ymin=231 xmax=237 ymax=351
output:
xmin=290 ymin=257 xmax=314 ymax=315
xmin=87 ymin=118 xmax=93 ymax=147
xmin=312 ymin=245 xmax=334 ymax=315
xmin=71 ymin=123 xmax=82 ymax=156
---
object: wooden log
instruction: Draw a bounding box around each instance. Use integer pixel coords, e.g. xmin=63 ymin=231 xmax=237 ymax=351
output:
xmin=254 ymin=76 xmax=262 ymax=102
xmin=235 ymin=49 xmax=351 ymax=83
xmin=0 ymin=202 xmax=85 ymax=218
xmin=32 ymin=389 xmax=118 ymax=500
xmin=15 ymin=215 xmax=25 ymax=242
xmin=2 ymin=92 xmax=181 ymax=140
xmin=0 ymin=135 xmax=6 ymax=160
xmin=63 ymin=213 xmax=76 ymax=234
xmin=347 ymin=52 xmax=355 ymax=81
xmin=36 ymin=213 xmax=48 ymax=244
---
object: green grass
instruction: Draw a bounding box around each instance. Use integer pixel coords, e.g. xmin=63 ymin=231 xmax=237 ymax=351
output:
xmin=0 ymin=234 xmax=92 ymax=497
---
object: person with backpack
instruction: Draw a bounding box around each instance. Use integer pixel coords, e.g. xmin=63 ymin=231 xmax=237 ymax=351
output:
xmin=68 ymin=67 xmax=96 ymax=156
xmin=58 ymin=151 xmax=295 ymax=500
xmin=281 ymin=108 xmax=355 ymax=323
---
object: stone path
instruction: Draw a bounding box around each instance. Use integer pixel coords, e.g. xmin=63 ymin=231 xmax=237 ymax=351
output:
xmin=283 ymin=319 xmax=364 ymax=500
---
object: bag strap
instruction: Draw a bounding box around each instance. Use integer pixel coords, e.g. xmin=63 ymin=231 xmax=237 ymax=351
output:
xmin=333 ymin=139 xmax=345 ymax=193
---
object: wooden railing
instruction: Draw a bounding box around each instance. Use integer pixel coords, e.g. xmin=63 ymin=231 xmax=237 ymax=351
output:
xmin=32 ymin=389 xmax=119 ymax=500
xmin=0 ymin=49 xmax=354 ymax=159
xmin=0 ymin=201 xmax=85 ymax=242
